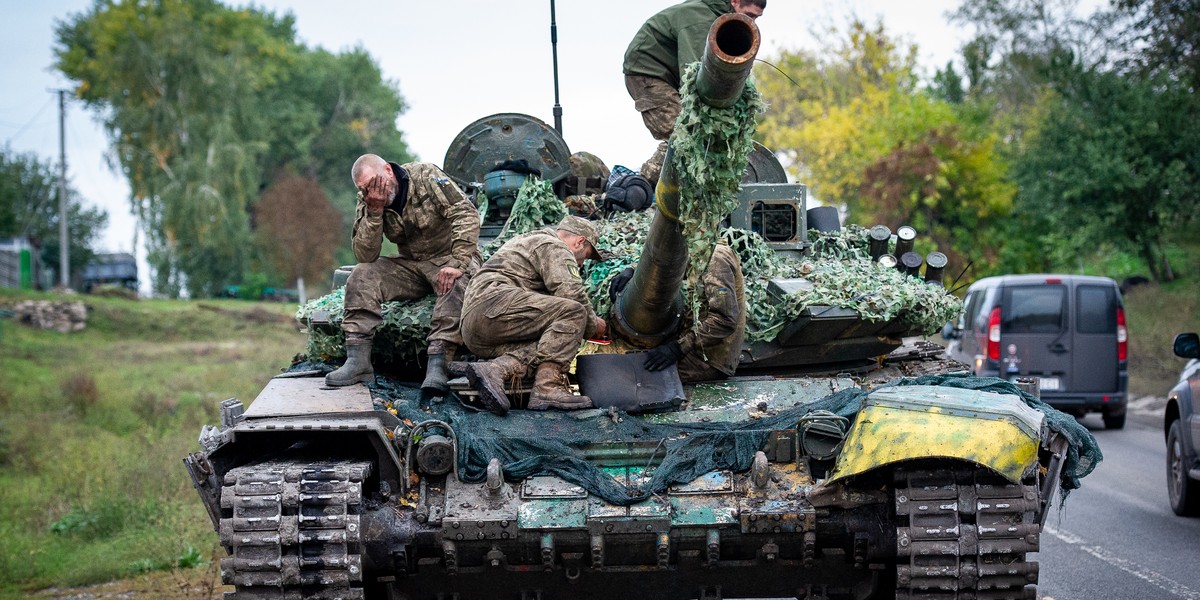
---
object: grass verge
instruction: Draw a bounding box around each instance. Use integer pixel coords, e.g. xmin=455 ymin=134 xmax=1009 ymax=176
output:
xmin=0 ymin=289 xmax=301 ymax=596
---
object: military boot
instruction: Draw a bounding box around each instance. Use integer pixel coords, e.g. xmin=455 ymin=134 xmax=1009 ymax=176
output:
xmin=465 ymin=355 xmax=525 ymax=416
xmin=528 ymin=362 xmax=592 ymax=410
xmin=421 ymin=342 xmax=455 ymax=397
xmin=326 ymin=342 xmax=374 ymax=387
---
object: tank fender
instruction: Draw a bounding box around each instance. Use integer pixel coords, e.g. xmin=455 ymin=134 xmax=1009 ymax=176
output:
xmin=824 ymin=385 xmax=1045 ymax=485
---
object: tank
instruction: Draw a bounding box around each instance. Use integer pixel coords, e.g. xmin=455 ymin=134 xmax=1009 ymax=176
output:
xmin=184 ymin=14 xmax=1100 ymax=600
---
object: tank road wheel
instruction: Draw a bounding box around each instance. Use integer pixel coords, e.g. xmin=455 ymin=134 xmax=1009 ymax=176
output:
xmin=893 ymin=466 xmax=1041 ymax=600
xmin=219 ymin=458 xmax=373 ymax=600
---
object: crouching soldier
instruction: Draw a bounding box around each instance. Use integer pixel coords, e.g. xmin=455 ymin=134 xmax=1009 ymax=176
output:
xmin=460 ymin=216 xmax=609 ymax=415
xmin=326 ymin=154 xmax=482 ymax=396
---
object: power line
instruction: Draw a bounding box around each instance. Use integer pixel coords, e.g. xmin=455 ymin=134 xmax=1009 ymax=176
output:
xmin=3 ymin=96 xmax=56 ymax=144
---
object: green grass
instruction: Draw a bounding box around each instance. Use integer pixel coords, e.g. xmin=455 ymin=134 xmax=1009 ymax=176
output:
xmin=0 ymin=289 xmax=302 ymax=595
xmin=1124 ymin=278 xmax=1200 ymax=398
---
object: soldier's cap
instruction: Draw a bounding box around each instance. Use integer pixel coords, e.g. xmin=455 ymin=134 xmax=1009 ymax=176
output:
xmin=556 ymin=215 xmax=615 ymax=261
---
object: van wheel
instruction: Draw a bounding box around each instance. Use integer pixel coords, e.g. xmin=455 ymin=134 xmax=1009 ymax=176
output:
xmin=1103 ymin=412 xmax=1126 ymax=430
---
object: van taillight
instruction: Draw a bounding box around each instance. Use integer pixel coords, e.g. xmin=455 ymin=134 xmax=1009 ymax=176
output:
xmin=987 ymin=307 xmax=1001 ymax=361
xmin=1117 ymin=307 xmax=1127 ymax=361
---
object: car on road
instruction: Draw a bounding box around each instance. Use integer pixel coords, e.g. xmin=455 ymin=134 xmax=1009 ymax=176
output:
xmin=1166 ymin=332 xmax=1200 ymax=516
xmin=943 ymin=274 xmax=1129 ymax=428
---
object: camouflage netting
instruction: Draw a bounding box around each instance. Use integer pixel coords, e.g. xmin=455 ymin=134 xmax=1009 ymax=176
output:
xmin=352 ymin=372 xmax=1100 ymax=506
xmin=298 ymin=210 xmax=962 ymax=360
xmin=670 ymin=62 xmax=765 ymax=298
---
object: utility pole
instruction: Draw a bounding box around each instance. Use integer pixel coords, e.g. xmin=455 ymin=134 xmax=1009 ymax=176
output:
xmin=57 ymin=89 xmax=69 ymax=288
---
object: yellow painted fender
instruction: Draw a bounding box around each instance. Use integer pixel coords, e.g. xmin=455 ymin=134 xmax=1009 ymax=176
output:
xmin=825 ymin=385 xmax=1045 ymax=485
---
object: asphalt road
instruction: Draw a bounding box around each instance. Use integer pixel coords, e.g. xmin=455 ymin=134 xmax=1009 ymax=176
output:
xmin=1036 ymin=411 xmax=1200 ymax=600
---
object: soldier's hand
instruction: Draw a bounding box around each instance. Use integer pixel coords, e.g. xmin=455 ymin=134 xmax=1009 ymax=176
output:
xmin=643 ymin=341 xmax=684 ymax=372
xmin=362 ymin=174 xmax=392 ymax=215
xmin=593 ymin=316 xmax=608 ymax=339
xmin=435 ymin=266 xmax=463 ymax=295
xmin=608 ymin=267 xmax=634 ymax=305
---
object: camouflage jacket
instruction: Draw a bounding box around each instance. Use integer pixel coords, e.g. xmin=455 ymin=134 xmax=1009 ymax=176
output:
xmin=622 ymin=0 xmax=730 ymax=88
xmin=680 ymin=243 xmax=746 ymax=375
xmin=465 ymin=228 xmax=600 ymax=338
xmin=352 ymin=162 xmax=481 ymax=271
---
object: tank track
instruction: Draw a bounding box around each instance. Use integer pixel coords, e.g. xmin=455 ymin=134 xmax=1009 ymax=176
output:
xmin=894 ymin=466 xmax=1041 ymax=600
xmin=219 ymin=458 xmax=372 ymax=600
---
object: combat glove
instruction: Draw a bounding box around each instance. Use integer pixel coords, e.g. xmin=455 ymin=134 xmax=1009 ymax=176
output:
xmin=644 ymin=341 xmax=684 ymax=371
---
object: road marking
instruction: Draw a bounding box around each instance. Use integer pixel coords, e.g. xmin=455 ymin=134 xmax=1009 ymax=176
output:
xmin=1045 ymin=527 xmax=1200 ymax=600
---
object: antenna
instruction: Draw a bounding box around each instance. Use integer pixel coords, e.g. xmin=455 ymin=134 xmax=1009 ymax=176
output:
xmin=549 ymin=0 xmax=563 ymax=134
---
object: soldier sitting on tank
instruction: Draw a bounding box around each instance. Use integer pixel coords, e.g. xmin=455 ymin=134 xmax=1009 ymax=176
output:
xmin=459 ymin=216 xmax=609 ymax=415
xmin=326 ymin=154 xmax=482 ymax=396
xmin=611 ymin=241 xmax=746 ymax=382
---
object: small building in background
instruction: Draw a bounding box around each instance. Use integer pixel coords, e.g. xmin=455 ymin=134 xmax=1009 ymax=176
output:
xmin=0 ymin=237 xmax=44 ymax=290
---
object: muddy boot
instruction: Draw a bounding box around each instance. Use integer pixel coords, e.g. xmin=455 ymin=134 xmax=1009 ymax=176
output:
xmin=465 ymin=355 xmax=525 ymax=416
xmin=421 ymin=343 xmax=455 ymax=397
xmin=326 ymin=342 xmax=374 ymax=387
xmin=528 ymin=362 xmax=592 ymax=410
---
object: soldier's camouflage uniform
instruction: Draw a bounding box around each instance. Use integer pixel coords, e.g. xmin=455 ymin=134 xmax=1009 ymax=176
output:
xmin=676 ymin=243 xmax=746 ymax=382
xmin=461 ymin=228 xmax=601 ymax=367
xmin=342 ymin=162 xmax=482 ymax=352
xmin=622 ymin=0 xmax=733 ymax=184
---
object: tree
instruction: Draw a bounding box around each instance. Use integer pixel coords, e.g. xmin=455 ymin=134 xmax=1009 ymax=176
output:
xmin=1014 ymin=66 xmax=1197 ymax=281
xmin=754 ymin=19 xmax=1015 ymax=273
xmin=0 ymin=147 xmax=109 ymax=285
xmin=54 ymin=0 xmax=411 ymax=297
xmin=1113 ymin=0 xmax=1200 ymax=87
xmin=255 ymin=174 xmax=341 ymax=295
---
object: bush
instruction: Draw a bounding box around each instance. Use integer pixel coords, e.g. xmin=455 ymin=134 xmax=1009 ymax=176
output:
xmin=61 ymin=373 xmax=100 ymax=415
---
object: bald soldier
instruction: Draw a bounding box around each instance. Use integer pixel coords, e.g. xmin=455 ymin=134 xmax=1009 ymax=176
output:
xmin=325 ymin=154 xmax=482 ymax=394
xmin=460 ymin=216 xmax=608 ymax=415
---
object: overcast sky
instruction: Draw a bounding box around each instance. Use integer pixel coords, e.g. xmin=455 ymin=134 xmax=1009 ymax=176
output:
xmin=2 ymin=0 xmax=984 ymax=260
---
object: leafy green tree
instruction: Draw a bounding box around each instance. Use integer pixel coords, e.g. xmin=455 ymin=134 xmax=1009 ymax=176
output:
xmin=1014 ymin=66 xmax=1197 ymax=281
xmin=1114 ymin=0 xmax=1200 ymax=87
xmin=55 ymin=0 xmax=411 ymax=297
xmin=0 ymin=147 xmax=108 ymax=284
xmin=754 ymin=19 xmax=1015 ymax=272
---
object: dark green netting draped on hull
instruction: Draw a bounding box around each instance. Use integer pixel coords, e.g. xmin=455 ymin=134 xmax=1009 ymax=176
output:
xmin=350 ymin=372 xmax=1100 ymax=507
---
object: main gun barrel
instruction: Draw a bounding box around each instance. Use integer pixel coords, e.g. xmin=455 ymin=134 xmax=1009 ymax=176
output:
xmin=612 ymin=13 xmax=761 ymax=347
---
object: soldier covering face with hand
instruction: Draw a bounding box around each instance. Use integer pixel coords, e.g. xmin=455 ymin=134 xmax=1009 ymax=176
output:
xmin=325 ymin=154 xmax=482 ymax=395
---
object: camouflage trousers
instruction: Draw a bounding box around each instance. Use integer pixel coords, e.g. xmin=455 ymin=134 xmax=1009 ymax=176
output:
xmin=341 ymin=256 xmax=476 ymax=351
xmin=460 ymin=287 xmax=589 ymax=367
xmin=677 ymin=352 xmax=731 ymax=383
xmin=625 ymin=74 xmax=681 ymax=187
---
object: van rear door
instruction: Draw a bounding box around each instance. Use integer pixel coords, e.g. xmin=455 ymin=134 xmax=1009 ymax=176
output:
xmin=1072 ymin=283 xmax=1120 ymax=392
xmin=1001 ymin=283 xmax=1071 ymax=391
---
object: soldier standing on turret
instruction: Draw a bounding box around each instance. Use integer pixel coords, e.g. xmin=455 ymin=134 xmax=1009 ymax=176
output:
xmin=459 ymin=216 xmax=609 ymax=416
xmin=623 ymin=0 xmax=766 ymax=187
xmin=325 ymin=154 xmax=482 ymax=397
xmin=612 ymin=242 xmax=746 ymax=382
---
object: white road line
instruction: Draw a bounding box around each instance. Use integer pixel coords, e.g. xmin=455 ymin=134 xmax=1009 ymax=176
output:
xmin=1045 ymin=527 xmax=1200 ymax=600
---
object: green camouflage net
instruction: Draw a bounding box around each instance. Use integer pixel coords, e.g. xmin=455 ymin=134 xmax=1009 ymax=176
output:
xmin=358 ymin=372 xmax=1099 ymax=506
xmin=671 ymin=62 xmax=765 ymax=324
xmin=721 ymin=227 xmax=963 ymax=342
xmin=298 ymin=211 xmax=961 ymax=361
xmin=482 ymin=176 xmax=565 ymax=258
xmin=296 ymin=287 xmax=435 ymax=364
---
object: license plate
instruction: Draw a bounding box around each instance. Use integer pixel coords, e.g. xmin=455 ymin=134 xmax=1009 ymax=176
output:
xmin=1038 ymin=377 xmax=1060 ymax=391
